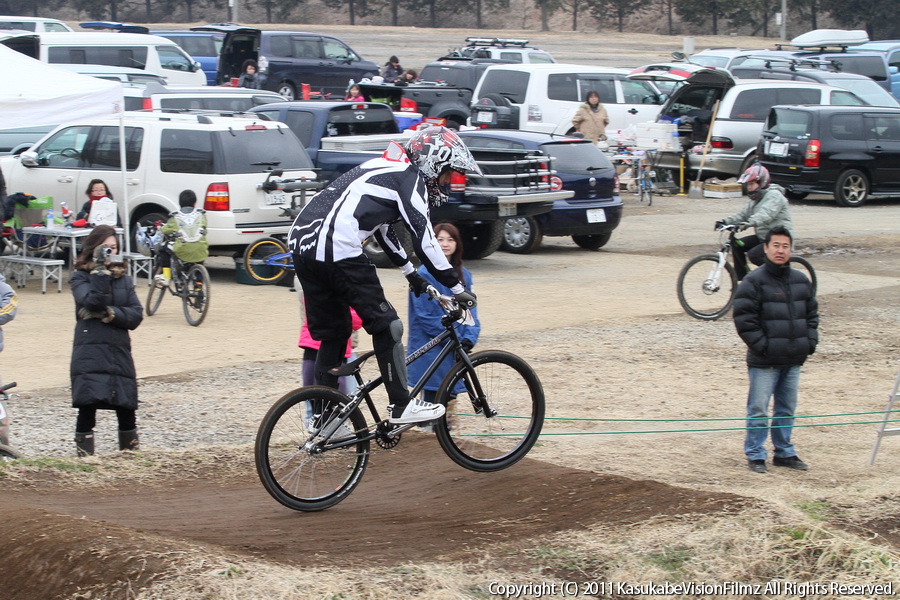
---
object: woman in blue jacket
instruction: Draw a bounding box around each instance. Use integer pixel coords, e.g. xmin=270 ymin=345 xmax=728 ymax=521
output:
xmin=407 ymin=222 xmax=480 ymax=426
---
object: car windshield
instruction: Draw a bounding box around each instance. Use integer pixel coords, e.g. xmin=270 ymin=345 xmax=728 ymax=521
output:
xmin=827 ymin=78 xmax=900 ymax=107
xmin=690 ymin=55 xmax=730 ymax=68
xmin=540 ymin=141 xmax=612 ymax=173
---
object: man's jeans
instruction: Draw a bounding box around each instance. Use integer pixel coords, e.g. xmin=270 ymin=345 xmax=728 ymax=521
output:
xmin=744 ymin=365 xmax=801 ymax=461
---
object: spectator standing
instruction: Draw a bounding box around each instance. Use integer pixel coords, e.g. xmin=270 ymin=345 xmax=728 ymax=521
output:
xmin=407 ymin=223 xmax=480 ymax=429
xmin=238 ymin=59 xmax=261 ymax=89
xmin=571 ymin=90 xmax=609 ymax=144
xmin=733 ymin=226 xmax=818 ymax=474
xmin=382 ymin=55 xmax=403 ymax=82
xmin=70 ymin=225 xmax=143 ymax=456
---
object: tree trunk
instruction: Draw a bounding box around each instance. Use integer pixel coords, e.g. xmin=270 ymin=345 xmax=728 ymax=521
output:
xmin=391 ymin=0 xmax=398 ymax=26
xmin=349 ymin=0 xmax=356 ymax=25
xmin=476 ymin=0 xmax=483 ymax=28
xmin=430 ymin=0 xmax=437 ymax=28
xmin=572 ymin=0 xmax=578 ymax=31
xmin=541 ymin=0 xmax=549 ymax=31
xmin=110 ymin=0 xmax=117 ymax=21
xmin=667 ymin=0 xmax=674 ymax=35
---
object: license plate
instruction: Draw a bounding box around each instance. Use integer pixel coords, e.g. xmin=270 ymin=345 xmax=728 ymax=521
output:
xmin=475 ymin=111 xmax=494 ymax=124
xmin=767 ymin=141 xmax=788 ymax=157
xmin=266 ymin=191 xmax=287 ymax=205
xmin=499 ymin=203 xmax=516 ymax=217
xmin=586 ymin=208 xmax=606 ymax=223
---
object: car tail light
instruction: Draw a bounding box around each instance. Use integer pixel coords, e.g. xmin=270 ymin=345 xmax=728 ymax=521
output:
xmin=245 ymin=124 xmax=267 ymax=131
xmin=527 ymin=105 xmax=541 ymax=122
xmin=142 ymin=98 xmax=153 ymax=111
xmin=449 ymin=171 xmax=466 ymax=193
xmin=351 ymin=103 xmax=367 ymax=109
xmin=550 ymin=175 xmax=563 ymax=190
xmin=804 ymin=139 xmax=820 ymax=167
xmin=400 ymin=97 xmax=417 ymax=113
xmin=539 ymin=161 xmax=550 ymax=186
xmin=710 ymin=136 xmax=733 ymax=149
xmin=204 ymin=183 xmax=230 ymax=211
xmin=257 ymin=55 xmax=268 ymax=74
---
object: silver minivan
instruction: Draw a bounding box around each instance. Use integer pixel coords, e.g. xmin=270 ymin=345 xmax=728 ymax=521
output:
xmin=627 ymin=64 xmax=868 ymax=179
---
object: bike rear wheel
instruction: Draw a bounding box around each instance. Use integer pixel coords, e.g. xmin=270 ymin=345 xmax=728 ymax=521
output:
xmin=434 ymin=350 xmax=544 ymax=472
xmin=243 ymin=237 xmax=290 ymax=284
xmin=677 ymin=254 xmax=737 ymax=321
xmin=790 ymin=256 xmax=818 ymax=296
xmin=255 ymin=386 xmax=370 ymax=512
xmin=182 ymin=264 xmax=210 ymax=326
xmin=145 ymin=265 xmax=166 ymax=316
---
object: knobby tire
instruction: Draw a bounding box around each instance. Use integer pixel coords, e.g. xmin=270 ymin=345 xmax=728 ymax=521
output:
xmin=243 ymin=237 xmax=290 ymax=284
xmin=255 ymin=386 xmax=370 ymax=512
xmin=433 ymin=350 xmax=544 ymax=472
xmin=145 ymin=265 xmax=166 ymax=316
xmin=182 ymin=264 xmax=210 ymax=326
xmin=677 ymin=254 xmax=737 ymax=321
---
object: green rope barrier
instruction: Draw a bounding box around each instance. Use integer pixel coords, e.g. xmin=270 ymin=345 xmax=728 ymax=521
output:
xmin=541 ymin=409 xmax=900 ymax=423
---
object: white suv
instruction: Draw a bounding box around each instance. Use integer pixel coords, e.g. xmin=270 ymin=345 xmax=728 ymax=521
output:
xmin=0 ymin=113 xmax=317 ymax=250
xmin=470 ymin=63 xmax=664 ymax=136
xmin=453 ymin=37 xmax=555 ymax=63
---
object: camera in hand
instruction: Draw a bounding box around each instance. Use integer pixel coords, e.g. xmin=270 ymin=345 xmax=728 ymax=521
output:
xmin=101 ymin=246 xmax=124 ymax=263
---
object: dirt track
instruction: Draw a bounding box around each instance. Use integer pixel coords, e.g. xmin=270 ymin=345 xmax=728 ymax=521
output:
xmin=3 ymin=189 xmax=900 ymax=597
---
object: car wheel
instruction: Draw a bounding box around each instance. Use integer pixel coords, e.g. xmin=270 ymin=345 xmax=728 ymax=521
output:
xmin=785 ymin=190 xmax=809 ymax=201
xmin=459 ymin=222 xmax=503 ymax=260
xmin=362 ymin=224 xmax=415 ymax=268
xmin=277 ymin=82 xmax=297 ymax=101
xmin=133 ymin=211 xmax=168 ymax=252
xmin=572 ymin=232 xmax=612 ymax=250
xmin=834 ymin=169 xmax=868 ymax=207
xmin=501 ymin=217 xmax=543 ymax=254
xmin=739 ymin=153 xmax=758 ymax=174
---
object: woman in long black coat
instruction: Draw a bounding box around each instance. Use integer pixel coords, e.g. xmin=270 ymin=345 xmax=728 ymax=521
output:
xmin=70 ymin=225 xmax=143 ymax=456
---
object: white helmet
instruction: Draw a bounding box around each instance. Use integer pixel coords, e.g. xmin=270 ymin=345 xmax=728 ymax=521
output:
xmin=405 ymin=126 xmax=482 ymax=204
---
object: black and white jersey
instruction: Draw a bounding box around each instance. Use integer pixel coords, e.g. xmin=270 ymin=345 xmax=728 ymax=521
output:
xmin=288 ymin=154 xmax=458 ymax=288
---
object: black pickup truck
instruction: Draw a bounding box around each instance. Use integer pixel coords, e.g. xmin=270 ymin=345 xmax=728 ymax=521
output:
xmin=359 ymin=58 xmax=507 ymax=130
xmin=250 ymin=100 xmax=571 ymax=262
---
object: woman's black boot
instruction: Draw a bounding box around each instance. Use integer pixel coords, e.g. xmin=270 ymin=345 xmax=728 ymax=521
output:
xmin=75 ymin=431 xmax=94 ymax=457
xmin=118 ymin=428 xmax=139 ymax=451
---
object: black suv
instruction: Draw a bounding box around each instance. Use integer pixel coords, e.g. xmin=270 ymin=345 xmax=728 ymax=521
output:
xmin=758 ymin=104 xmax=900 ymax=206
xmin=191 ymin=25 xmax=378 ymax=100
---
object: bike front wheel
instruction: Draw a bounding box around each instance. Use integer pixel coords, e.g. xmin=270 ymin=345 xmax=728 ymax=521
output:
xmin=182 ymin=264 xmax=210 ymax=326
xmin=677 ymin=254 xmax=737 ymax=321
xmin=790 ymin=256 xmax=818 ymax=297
xmin=145 ymin=265 xmax=166 ymax=316
xmin=434 ymin=350 xmax=544 ymax=472
xmin=243 ymin=237 xmax=290 ymax=284
xmin=255 ymin=386 xmax=370 ymax=512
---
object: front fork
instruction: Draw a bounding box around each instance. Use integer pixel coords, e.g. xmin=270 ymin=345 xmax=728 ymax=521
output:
xmin=703 ymin=251 xmax=728 ymax=293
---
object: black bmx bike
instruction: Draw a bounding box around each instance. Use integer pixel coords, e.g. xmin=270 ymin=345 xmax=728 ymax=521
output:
xmin=254 ymin=287 xmax=546 ymax=512
xmin=677 ymin=224 xmax=818 ymax=320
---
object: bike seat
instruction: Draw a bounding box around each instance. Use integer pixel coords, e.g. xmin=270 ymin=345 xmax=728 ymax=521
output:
xmin=330 ymin=350 xmax=375 ymax=377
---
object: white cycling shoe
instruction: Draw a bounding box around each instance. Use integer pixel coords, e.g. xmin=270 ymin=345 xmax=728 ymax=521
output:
xmin=388 ymin=398 xmax=446 ymax=424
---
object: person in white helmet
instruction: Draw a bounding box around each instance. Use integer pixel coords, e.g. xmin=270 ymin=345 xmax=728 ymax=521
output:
xmin=715 ymin=163 xmax=793 ymax=280
xmin=288 ymin=126 xmax=482 ymax=425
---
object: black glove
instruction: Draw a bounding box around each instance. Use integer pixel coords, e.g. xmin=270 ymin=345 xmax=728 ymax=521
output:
xmin=714 ymin=220 xmax=725 ymax=231
xmin=738 ymin=221 xmax=751 ymax=232
xmin=460 ymin=339 xmax=475 ymax=353
xmin=78 ymin=306 xmax=108 ymax=321
xmin=454 ymin=289 xmax=477 ymax=309
xmin=406 ymin=271 xmax=429 ymax=297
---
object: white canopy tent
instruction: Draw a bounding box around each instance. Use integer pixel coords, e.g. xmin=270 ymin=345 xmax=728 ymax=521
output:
xmin=0 ymin=44 xmax=132 ymax=249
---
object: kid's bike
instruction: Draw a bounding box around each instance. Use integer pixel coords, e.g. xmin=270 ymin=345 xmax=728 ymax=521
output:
xmin=677 ymin=224 xmax=817 ymax=321
xmin=254 ymin=287 xmax=545 ymax=512
xmin=144 ymin=226 xmax=211 ymax=326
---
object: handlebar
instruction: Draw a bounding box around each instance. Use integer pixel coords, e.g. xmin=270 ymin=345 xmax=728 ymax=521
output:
xmin=1 ymin=381 xmax=17 ymax=394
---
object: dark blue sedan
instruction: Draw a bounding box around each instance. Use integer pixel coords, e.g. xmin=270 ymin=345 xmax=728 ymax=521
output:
xmin=457 ymin=130 xmax=622 ymax=252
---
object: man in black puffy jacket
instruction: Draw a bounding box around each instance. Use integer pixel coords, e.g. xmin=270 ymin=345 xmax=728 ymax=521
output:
xmin=733 ymin=226 xmax=819 ymax=474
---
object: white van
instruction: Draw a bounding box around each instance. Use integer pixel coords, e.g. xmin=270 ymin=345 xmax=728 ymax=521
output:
xmin=0 ymin=16 xmax=72 ymax=32
xmin=470 ymin=63 xmax=665 ymax=135
xmin=0 ymin=31 xmax=206 ymax=86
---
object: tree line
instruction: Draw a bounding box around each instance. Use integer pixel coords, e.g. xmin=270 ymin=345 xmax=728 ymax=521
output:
xmin=2 ymin=0 xmax=897 ymax=39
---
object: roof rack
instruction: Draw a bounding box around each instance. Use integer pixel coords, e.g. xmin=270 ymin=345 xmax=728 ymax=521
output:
xmin=463 ymin=37 xmax=530 ymax=48
xmin=742 ymin=54 xmax=842 ymax=71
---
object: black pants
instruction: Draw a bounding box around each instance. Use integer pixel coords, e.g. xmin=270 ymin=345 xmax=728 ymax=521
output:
xmin=733 ymin=235 xmax=765 ymax=280
xmin=76 ymin=407 xmax=136 ymax=432
xmin=294 ymin=255 xmax=409 ymax=406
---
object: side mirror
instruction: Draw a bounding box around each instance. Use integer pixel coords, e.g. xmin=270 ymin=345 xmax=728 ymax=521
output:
xmin=671 ymin=51 xmax=686 ymax=62
xmin=192 ymin=61 xmax=202 ymax=73
xmin=20 ymin=151 xmax=38 ymax=167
